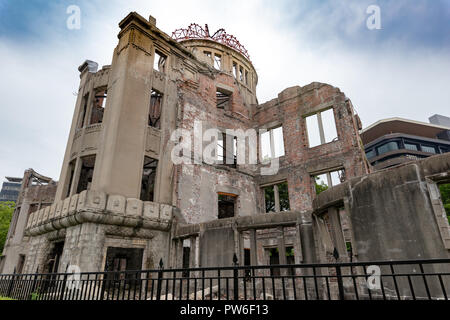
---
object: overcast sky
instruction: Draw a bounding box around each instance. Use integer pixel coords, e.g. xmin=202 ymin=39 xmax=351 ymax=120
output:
xmin=0 ymin=0 xmax=449 ymax=183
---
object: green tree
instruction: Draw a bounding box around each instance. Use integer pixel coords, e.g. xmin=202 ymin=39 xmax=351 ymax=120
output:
xmin=438 ymin=183 xmax=450 ymax=224
xmin=0 ymin=202 xmax=15 ymax=253
xmin=315 ymin=177 xmax=328 ymax=195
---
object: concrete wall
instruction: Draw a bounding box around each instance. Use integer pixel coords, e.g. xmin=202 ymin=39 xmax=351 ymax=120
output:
xmin=314 ymin=152 xmax=450 ymax=263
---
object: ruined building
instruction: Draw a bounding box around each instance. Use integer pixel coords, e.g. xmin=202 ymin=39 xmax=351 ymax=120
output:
xmin=1 ymin=12 xmax=449 ymax=290
xmin=0 ymin=170 xmax=56 ymax=273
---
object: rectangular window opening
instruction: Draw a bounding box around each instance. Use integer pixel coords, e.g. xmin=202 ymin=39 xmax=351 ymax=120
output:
xmin=218 ymin=193 xmax=237 ymax=219
xmin=154 ymin=50 xmax=167 ymax=72
xmin=17 ymin=254 xmax=25 ymax=274
xmin=76 ymin=155 xmax=96 ymax=194
xmin=46 ymin=241 xmax=64 ymax=274
xmin=140 ymin=157 xmax=158 ymax=202
xmin=214 ymin=54 xmax=221 ymax=70
xmin=90 ymin=88 xmax=107 ymax=125
xmin=105 ymin=247 xmax=144 ymax=284
xmin=244 ymin=247 xmax=251 ymax=280
xmin=305 ymin=108 xmax=338 ymax=147
xmin=267 ymin=248 xmax=280 ymax=276
xmin=263 ymin=181 xmax=290 ymax=213
xmin=216 ymin=133 xmax=237 ymax=167
xmin=182 ymin=239 xmax=191 ymax=277
xmin=233 ymin=62 xmax=238 ymax=78
xmin=65 ymin=160 xmax=76 ymax=198
xmin=149 ymin=89 xmax=163 ymax=129
xmin=286 ymin=246 xmax=295 ymax=275
xmin=216 ymin=89 xmax=231 ymax=109
xmin=239 ymin=66 xmax=244 ymax=82
xmin=245 ymin=70 xmax=249 ymax=85
xmin=313 ymin=169 xmax=345 ymax=194
xmin=77 ymin=94 xmax=89 ymax=129
xmin=260 ymin=127 xmax=285 ymax=160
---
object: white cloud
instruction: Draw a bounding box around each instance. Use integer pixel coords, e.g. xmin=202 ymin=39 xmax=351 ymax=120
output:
xmin=0 ymin=0 xmax=449 ymax=184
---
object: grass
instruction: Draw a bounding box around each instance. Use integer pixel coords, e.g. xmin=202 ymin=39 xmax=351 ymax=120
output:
xmin=0 ymin=296 xmax=15 ymax=300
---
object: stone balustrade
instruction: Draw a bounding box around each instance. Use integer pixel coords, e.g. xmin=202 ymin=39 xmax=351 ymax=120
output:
xmin=25 ymin=190 xmax=173 ymax=236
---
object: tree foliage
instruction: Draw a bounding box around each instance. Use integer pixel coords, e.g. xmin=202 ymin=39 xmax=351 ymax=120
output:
xmin=315 ymin=177 xmax=328 ymax=195
xmin=438 ymin=183 xmax=450 ymax=223
xmin=0 ymin=202 xmax=15 ymax=254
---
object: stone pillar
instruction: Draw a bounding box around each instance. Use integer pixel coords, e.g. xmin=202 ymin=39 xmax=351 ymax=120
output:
xmin=274 ymin=185 xmax=280 ymax=212
xmin=92 ymin=15 xmax=155 ymax=198
xmin=59 ymin=223 xmax=106 ymax=273
xmin=294 ymin=223 xmax=303 ymax=264
xmin=328 ymin=207 xmax=347 ymax=261
xmin=249 ymin=229 xmax=258 ymax=266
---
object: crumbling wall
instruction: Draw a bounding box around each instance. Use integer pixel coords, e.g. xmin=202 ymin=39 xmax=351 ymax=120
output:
xmin=175 ymin=71 xmax=259 ymax=224
xmin=254 ymin=83 xmax=368 ymax=213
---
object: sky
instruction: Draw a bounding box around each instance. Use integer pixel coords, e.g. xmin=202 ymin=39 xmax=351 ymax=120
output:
xmin=0 ymin=0 xmax=449 ymax=183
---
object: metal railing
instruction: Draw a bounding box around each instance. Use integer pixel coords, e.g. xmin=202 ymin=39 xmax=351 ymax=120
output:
xmin=1 ymin=257 xmax=449 ymax=300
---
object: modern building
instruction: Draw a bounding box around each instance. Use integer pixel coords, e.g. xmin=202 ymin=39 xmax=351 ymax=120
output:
xmin=0 ymin=177 xmax=22 ymax=203
xmin=361 ymin=116 xmax=450 ymax=170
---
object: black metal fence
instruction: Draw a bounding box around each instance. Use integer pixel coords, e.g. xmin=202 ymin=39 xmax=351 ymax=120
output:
xmin=1 ymin=257 xmax=449 ymax=300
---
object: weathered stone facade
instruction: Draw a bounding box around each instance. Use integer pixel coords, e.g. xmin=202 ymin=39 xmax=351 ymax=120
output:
xmin=1 ymin=169 xmax=56 ymax=274
xmin=1 ymin=12 xmax=449 ymax=281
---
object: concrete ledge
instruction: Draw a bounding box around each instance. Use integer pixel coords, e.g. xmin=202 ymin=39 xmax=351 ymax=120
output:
xmin=25 ymin=190 xmax=174 ymax=236
xmin=174 ymin=211 xmax=301 ymax=239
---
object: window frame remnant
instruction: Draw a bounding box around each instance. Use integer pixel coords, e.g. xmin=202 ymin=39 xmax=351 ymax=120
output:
xmin=153 ymin=50 xmax=167 ymax=73
xmin=216 ymin=87 xmax=232 ymax=110
xmin=90 ymin=88 xmax=107 ymax=125
xmin=263 ymin=181 xmax=290 ymax=213
xmin=76 ymin=155 xmax=96 ymax=194
xmin=218 ymin=193 xmax=237 ymax=219
xmin=232 ymin=62 xmax=238 ymax=78
xmin=149 ymin=89 xmax=163 ymax=129
xmin=65 ymin=160 xmax=76 ymax=198
xmin=16 ymin=254 xmax=26 ymax=274
xmin=305 ymin=108 xmax=338 ymax=148
xmin=260 ymin=126 xmax=285 ymax=160
xmin=216 ymin=132 xmax=237 ymax=167
xmin=46 ymin=241 xmax=65 ymax=274
xmin=104 ymin=247 xmax=144 ymax=284
xmin=77 ymin=94 xmax=89 ymax=129
xmin=182 ymin=239 xmax=191 ymax=277
xmin=267 ymin=247 xmax=280 ymax=276
xmin=313 ymin=168 xmax=346 ymax=194
xmin=214 ymin=53 xmax=222 ymax=70
xmin=239 ymin=65 xmax=244 ymax=82
xmin=140 ymin=157 xmax=158 ymax=202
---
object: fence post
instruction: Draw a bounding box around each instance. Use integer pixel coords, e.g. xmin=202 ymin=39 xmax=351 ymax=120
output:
xmin=336 ymin=266 xmax=345 ymax=300
xmin=30 ymin=272 xmax=38 ymax=300
xmin=233 ymin=253 xmax=239 ymax=300
xmin=156 ymin=258 xmax=163 ymax=300
xmin=7 ymin=268 xmax=16 ymax=298
xmin=59 ymin=273 xmax=68 ymax=300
